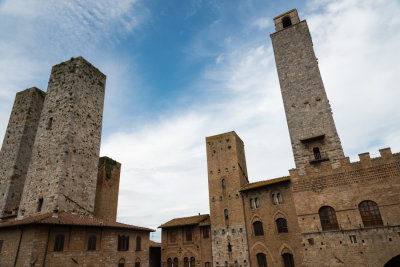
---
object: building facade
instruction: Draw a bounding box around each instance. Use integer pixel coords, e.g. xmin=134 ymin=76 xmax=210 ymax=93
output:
xmin=161 ymin=9 xmax=400 ymax=267
xmin=160 ymin=215 xmax=213 ymax=267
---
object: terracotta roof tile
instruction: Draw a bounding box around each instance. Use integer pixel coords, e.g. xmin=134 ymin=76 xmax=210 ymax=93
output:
xmin=159 ymin=214 xmax=210 ymax=228
xmin=0 ymin=211 xmax=154 ymax=232
xmin=239 ymin=176 xmax=290 ymax=192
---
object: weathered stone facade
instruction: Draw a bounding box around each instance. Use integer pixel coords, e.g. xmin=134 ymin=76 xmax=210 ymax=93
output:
xmin=18 ymin=57 xmax=106 ymax=218
xmin=95 ymin=156 xmax=121 ymax=221
xmin=271 ymin=9 xmax=344 ymax=173
xmin=161 ymin=9 xmax=400 ymax=267
xmin=0 ymin=88 xmax=45 ymax=219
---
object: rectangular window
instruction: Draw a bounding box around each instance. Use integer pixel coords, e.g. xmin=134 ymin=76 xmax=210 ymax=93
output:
xmin=0 ymin=240 xmax=3 ymax=253
xmin=186 ymin=229 xmax=192 ymax=241
xmin=87 ymin=235 xmax=96 ymax=251
xmin=170 ymin=231 xmax=177 ymax=243
xmin=203 ymin=227 xmax=209 ymax=239
xmin=349 ymin=235 xmax=357 ymax=244
xmin=118 ymin=235 xmax=129 ymax=251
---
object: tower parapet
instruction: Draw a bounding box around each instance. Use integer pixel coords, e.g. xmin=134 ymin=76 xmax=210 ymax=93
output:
xmin=18 ymin=57 xmax=106 ymax=218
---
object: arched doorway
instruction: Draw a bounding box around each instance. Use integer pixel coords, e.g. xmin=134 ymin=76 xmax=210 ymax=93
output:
xmin=384 ymin=255 xmax=400 ymax=267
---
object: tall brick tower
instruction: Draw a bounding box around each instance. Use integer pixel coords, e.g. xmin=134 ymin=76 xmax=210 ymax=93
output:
xmin=270 ymin=9 xmax=345 ymax=172
xmin=0 ymin=88 xmax=45 ymax=219
xmin=206 ymin=131 xmax=250 ymax=267
xmin=18 ymin=57 xmax=106 ymax=218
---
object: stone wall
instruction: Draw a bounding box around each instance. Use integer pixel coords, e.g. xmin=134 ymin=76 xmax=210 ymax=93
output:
xmin=0 ymin=88 xmax=45 ymax=218
xmin=291 ymin=148 xmax=400 ymax=266
xmin=0 ymin=225 xmax=150 ymax=267
xmin=94 ymin=156 xmax=121 ymax=221
xmin=206 ymin=132 xmax=249 ymax=267
xmin=18 ymin=57 xmax=106 ymax=218
xmin=270 ymin=9 xmax=344 ymax=173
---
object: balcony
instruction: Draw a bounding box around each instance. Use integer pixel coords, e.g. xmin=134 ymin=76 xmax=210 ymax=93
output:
xmin=309 ymin=152 xmax=329 ymax=164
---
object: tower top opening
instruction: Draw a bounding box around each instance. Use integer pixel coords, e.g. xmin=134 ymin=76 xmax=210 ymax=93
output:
xmin=273 ymin=9 xmax=300 ymax=31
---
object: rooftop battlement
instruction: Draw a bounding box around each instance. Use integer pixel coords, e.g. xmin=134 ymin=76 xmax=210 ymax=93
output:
xmin=289 ymin=147 xmax=399 ymax=180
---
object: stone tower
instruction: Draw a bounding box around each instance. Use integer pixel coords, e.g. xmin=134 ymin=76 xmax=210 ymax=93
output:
xmin=0 ymin=88 xmax=46 ymax=219
xmin=18 ymin=57 xmax=106 ymax=218
xmin=94 ymin=156 xmax=121 ymax=221
xmin=206 ymin=131 xmax=250 ymax=267
xmin=270 ymin=9 xmax=344 ymax=172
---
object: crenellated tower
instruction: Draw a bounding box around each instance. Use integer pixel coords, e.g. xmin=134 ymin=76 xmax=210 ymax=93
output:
xmin=270 ymin=9 xmax=345 ymax=173
xmin=18 ymin=57 xmax=106 ymax=218
xmin=206 ymin=131 xmax=250 ymax=267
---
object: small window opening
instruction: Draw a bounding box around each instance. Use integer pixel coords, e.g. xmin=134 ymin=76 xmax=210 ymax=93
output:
xmin=253 ymin=221 xmax=264 ymax=236
xmin=228 ymin=242 xmax=232 ymax=252
xmin=276 ymin=218 xmax=288 ymax=233
xmin=222 ymin=179 xmax=226 ymax=190
xmin=203 ymin=226 xmax=210 ymax=238
xmin=282 ymin=16 xmax=292 ymax=28
xmin=224 ymin=209 xmax=229 ymax=225
xmin=87 ymin=235 xmax=96 ymax=251
xmin=190 ymin=257 xmax=195 ymax=267
xmin=135 ymin=262 xmax=141 ymax=267
xmin=0 ymin=240 xmax=3 ymax=253
xmin=186 ymin=229 xmax=192 ymax=241
xmin=47 ymin=117 xmax=53 ymax=130
xmin=54 ymin=234 xmax=65 ymax=251
xmin=272 ymin=191 xmax=283 ymax=205
xmin=349 ymin=235 xmax=357 ymax=244
xmin=37 ymin=198 xmax=43 ymax=212
xmin=136 ymin=236 xmax=141 ymax=251
xmin=119 ymin=258 xmax=126 ymax=267
xmin=313 ymin=147 xmax=321 ymax=159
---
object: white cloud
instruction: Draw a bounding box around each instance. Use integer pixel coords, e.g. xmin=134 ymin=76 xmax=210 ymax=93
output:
xmin=251 ymin=17 xmax=271 ymax=30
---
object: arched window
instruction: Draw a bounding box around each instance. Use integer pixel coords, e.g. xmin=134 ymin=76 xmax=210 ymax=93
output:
xmin=276 ymin=218 xmax=288 ymax=233
xmin=135 ymin=259 xmax=141 ymax=267
xmin=256 ymin=253 xmax=267 ymax=267
xmin=168 ymin=258 xmax=172 ymax=267
xmin=313 ymin=147 xmax=321 ymax=159
xmin=119 ymin=258 xmax=126 ymax=267
xmin=87 ymin=234 xmax=96 ymax=250
xmin=253 ymin=221 xmax=264 ymax=236
xmin=282 ymin=16 xmax=292 ymax=28
xmin=136 ymin=236 xmax=141 ymax=251
xmin=54 ymin=234 xmax=65 ymax=251
xmin=359 ymin=200 xmax=383 ymax=227
xmin=205 ymin=263 xmax=211 ymax=267
xmin=222 ymin=179 xmax=226 ymax=190
xmin=174 ymin=258 xmax=179 ymax=267
xmin=282 ymin=253 xmax=295 ymax=267
xmin=319 ymin=206 xmax=339 ymax=231
xmin=190 ymin=257 xmax=195 ymax=267
xmin=272 ymin=191 xmax=283 ymax=205
xmin=184 ymin=258 xmax=189 ymax=267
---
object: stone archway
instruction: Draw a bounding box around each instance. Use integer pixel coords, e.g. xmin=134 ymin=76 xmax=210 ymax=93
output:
xmin=384 ymin=254 xmax=400 ymax=267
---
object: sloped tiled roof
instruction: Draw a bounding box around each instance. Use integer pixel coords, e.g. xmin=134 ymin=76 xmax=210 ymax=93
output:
xmin=159 ymin=214 xmax=210 ymax=228
xmin=239 ymin=176 xmax=290 ymax=192
xmin=0 ymin=211 xmax=154 ymax=232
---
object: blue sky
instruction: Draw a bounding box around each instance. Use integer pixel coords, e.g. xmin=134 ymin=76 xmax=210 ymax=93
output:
xmin=0 ymin=0 xmax=400 ymax=241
